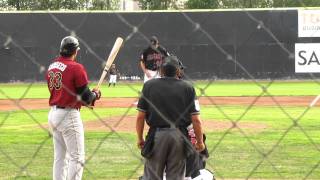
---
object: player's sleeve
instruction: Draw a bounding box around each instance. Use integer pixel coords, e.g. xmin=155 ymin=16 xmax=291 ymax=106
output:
xmin=137 ymin=84 xmax=149 ymax=112
xmin=74 ymin=64 xmax=89 ymax=88
xmin=76 ymin=85 xmax=97 ymax=105
xmin=188 ymin=86 xmax=200 ymax=115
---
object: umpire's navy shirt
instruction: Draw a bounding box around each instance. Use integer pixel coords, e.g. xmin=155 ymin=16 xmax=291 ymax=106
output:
xmin=137 ymin=77 xmax=200 ymax=128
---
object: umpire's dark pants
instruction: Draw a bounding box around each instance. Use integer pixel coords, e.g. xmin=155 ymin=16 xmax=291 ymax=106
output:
xmin=143 ymin=128 xmax=186 ymax=180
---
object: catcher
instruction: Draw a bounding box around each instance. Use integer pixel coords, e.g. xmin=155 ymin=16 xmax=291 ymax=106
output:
xmin=185 ymin=125 xmax=215 ymax=180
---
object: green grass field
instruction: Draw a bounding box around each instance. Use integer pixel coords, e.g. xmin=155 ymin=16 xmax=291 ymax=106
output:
xmin=0 ymin=80 xmax=320 ymax=179
xmin=1 ymin=80 xmax=320 ymax=99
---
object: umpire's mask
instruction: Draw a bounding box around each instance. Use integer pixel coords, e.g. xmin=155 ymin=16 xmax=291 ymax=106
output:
xmin=161 ymin=56 xmax=185 ymax=78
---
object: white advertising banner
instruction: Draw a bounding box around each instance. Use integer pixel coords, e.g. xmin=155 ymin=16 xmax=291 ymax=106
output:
xmin=295 ymin=43 xmax=320 ymax=73
xmin=298 ymin=10 xmax=320 ymax=37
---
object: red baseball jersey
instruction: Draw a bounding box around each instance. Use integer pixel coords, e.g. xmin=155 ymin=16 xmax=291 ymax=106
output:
xmin=46 ymin=56 xmax=88 ymax=108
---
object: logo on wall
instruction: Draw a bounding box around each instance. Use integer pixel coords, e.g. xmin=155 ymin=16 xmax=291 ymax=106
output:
xmin=295 ymin=43 xmax=320 ymax=73
xmin=298 ymin=10 xmax=320 ymax=37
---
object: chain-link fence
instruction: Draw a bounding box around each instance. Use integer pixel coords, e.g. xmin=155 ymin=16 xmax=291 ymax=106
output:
xmin=0 ymin=6 xmax=320 ymax=180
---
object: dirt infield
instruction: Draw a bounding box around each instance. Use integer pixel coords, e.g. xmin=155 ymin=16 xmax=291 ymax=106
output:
xmin=3 ymin=96 xmax=318 ymax=132
xmin=1 ymin=96 xmax=319 ymax=111
xmin=84 ymin=115 xmax=268 ymax=133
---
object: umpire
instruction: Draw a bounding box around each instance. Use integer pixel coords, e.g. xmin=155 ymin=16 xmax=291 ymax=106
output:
xmin=136 ymin=56 xmax=205 ymax=180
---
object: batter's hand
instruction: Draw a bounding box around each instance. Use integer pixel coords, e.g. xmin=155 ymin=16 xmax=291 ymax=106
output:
xmin=92 ymin=88 xmax=101 ymax=100
xmin=137 ymin=139 xmax=145 ymax=149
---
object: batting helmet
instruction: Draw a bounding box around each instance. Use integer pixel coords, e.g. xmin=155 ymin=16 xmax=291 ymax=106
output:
xmin=60 ymin=36 xmax=80 ymax=57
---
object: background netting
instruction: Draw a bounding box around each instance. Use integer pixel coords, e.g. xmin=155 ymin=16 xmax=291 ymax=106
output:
xmin=0 ymin=4 xmax=320 ymax=180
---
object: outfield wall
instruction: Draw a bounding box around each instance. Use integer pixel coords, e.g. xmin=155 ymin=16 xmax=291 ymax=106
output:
xmin=0 ymin=9 xmax=318 ymax=82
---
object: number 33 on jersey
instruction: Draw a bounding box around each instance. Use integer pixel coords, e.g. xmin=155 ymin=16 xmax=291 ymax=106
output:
xmin=46 ymin=56 xmax=89 ymax=108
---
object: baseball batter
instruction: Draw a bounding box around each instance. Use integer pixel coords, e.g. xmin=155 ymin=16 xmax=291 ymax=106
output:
xmin=46 ymin=36 xmax=101 ymax=180
xmin=140 ymin=36 xmax=170 ymax=82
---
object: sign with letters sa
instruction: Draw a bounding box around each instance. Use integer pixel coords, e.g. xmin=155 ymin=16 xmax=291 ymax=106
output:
xmin=295 ymin=43 xmax=320 ymax=73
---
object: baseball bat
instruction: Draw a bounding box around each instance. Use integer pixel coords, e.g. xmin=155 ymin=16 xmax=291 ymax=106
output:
xmin=96 ymin=37 xmax=124 ymax=90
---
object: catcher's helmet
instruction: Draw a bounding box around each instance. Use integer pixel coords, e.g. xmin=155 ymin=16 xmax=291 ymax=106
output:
xmin=60 ymin=36 xmax=80 ymax=57
xmin=162 ymin=55 xmax=185 ymax=78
